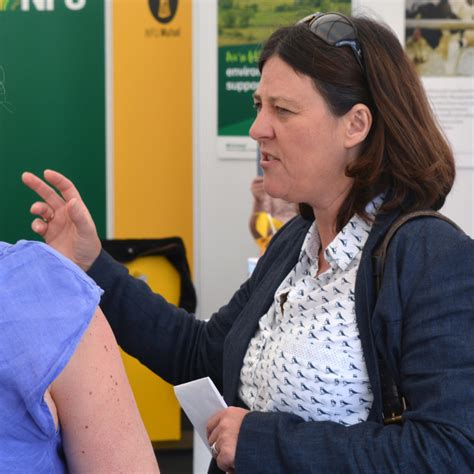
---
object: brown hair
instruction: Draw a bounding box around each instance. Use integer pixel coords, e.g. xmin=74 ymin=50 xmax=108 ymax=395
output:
xmin=258 ymin=16 xmax=455 ymax=231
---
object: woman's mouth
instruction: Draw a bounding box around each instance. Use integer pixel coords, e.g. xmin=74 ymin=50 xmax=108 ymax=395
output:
xmin=262 ymin=153 xmax=279 ymax=162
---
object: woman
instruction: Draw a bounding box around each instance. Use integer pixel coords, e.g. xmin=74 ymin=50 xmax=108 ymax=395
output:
xmin=22 ymin=12 xmax=474 ymax=473
xmin=0 ymin=240 xmax=159 ymax=473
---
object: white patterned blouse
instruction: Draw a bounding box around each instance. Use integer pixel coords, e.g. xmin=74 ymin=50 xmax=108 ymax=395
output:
xmin=239 ymin=196 xmax=384 ymax=426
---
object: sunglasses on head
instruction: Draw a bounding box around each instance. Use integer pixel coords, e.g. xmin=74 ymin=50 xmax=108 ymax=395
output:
xmin=297 ymin=12 xmax=364 ymax=73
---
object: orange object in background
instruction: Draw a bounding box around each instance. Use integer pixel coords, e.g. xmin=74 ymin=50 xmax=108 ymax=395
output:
xmin=254 ymin=211 xmax=285 ymax=254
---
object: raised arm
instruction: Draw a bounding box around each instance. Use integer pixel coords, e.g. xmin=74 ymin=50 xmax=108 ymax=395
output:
xmin=50 ymin=306 xmax=159 ymax=473
xmin=249 ymin=176 xmax=270 ymax=240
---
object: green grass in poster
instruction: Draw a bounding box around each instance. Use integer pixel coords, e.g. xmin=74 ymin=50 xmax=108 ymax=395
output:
xmin=218 ymin=0 xmax=351 ymax=47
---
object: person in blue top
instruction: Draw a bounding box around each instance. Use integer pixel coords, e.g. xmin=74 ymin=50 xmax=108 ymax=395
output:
xmin=23 ymin=12 xmax=473 ymax=474
xmin=0 ymin=240 xmax=159 ymax=472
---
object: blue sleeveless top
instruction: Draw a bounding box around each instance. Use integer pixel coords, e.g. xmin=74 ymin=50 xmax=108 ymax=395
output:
xmin=0 ymin=240 xmax=103 ymax=472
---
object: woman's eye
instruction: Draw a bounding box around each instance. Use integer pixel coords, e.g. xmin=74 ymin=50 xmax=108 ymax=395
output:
xmin=275 ymin=106 xmax=291 ymax=115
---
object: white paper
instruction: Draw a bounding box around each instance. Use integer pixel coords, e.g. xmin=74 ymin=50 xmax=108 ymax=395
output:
xmin=174 ymin=377 xmax=227 ymax=452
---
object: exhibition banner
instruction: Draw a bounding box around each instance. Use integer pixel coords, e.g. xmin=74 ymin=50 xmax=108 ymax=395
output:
xmin=112 ymin=0 xmax=193 ymax=442
xmin=0 ymin=1 xmax=193 ymax=442
xmin=0 ymin=0 xmax=106 ymax=242
xmin=113 ymin=0 xmax=193 ymax=251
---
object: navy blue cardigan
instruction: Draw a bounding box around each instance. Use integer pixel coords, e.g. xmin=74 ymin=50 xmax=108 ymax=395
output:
xmin=88 ymin=207 xmax=474 ymax=473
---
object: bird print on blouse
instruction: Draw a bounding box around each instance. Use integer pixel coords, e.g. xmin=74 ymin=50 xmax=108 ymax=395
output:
xmin=239 ymin=196 xmax=384 ymax=425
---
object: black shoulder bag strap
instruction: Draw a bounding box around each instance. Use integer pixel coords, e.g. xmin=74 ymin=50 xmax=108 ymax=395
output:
xmin=372 ymin=210 xmax=462 ymax=424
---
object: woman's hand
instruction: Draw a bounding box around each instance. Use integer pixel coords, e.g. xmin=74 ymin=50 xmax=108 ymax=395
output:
xmin=22 ymin=170 xmax=101 ymax=271
xmin=207 ymin=407 xmax=249 ymax=473
xmin=250 ymin=176 xmax=266 ymax=206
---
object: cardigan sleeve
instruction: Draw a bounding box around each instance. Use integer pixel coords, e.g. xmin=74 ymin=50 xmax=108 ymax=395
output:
xmin=85 ymin=216 xmax=307 ymax=393
xmin=235 ymin=218 xmax=474 ymax=473
xmin=87 ymin=249 xmax=252 ymax=390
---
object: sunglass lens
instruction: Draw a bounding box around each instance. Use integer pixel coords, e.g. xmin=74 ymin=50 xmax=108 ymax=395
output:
xmin=310 ymin=14 xmax=356 ymax=44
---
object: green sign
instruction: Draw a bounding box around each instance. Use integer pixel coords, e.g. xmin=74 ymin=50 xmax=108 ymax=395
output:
xmin=218 ymin=43 xmax=261 ymax=136
xmin=0 ymin=0 xmax=106 ymax=243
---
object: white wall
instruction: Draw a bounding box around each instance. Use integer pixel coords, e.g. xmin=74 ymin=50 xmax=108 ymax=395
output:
xmin=193 ymin=0 xmax=257 ymax=324
xmin=443 ymin=169 xmax=474 ymax=236
xmin=193 ymin=1 xmax=256 ymax=471
xmin=192 ymin=1 xmax=473 ymax=472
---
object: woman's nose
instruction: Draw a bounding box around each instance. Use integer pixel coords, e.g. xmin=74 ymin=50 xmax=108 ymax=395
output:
xmin=249 ymin=109 xmax=274 ymax=142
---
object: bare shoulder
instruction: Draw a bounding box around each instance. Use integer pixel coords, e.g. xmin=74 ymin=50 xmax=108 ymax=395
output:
xmin=51 ymin=308 xmax=160 ymax=473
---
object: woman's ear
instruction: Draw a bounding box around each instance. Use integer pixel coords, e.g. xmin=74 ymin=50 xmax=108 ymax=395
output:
xmin=343 ymin=104 xmax=372 ymax=149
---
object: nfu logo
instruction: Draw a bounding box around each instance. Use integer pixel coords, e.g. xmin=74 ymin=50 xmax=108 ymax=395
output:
xmin=20 ymin=0 xmax=86 ymax=10
xmin=148 ymin=0 xmax=178 ymax=24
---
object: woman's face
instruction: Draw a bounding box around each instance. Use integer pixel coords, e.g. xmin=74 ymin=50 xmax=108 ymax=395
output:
xmin=250 ymin=55 xmax=354 ymax=210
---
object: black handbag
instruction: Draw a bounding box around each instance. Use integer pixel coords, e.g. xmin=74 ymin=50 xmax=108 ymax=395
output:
xmin=372 ymin=210 xmax=462 ymax=424
xmin=101 ymin=237 xmax=196 ymax=313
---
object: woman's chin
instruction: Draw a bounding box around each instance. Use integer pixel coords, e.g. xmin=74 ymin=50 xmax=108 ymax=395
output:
xmin=263 ymin=183 xmax=282 ymax=199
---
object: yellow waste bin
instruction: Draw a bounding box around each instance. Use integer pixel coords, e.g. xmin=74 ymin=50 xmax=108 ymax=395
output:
xmin=101 ymin=238 xmax=196 ymax=442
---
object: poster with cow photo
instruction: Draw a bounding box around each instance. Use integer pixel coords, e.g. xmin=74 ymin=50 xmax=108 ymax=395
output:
xmin=404 ymin=0 xmax=473 ymax=168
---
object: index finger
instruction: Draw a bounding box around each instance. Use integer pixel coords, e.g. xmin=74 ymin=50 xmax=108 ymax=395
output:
xmin=22 ymin=171 xmax=65 ymax=209
xmin=206 ymin=408 xmax=226 ymax=438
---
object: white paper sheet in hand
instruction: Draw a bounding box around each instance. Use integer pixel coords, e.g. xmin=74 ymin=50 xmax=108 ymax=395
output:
xmin=174 ymin=377 xmax=227 ymax=452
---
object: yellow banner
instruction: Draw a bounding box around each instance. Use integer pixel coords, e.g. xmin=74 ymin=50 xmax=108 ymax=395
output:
xmin=113 ymin=0 xmax=192 ymax=442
